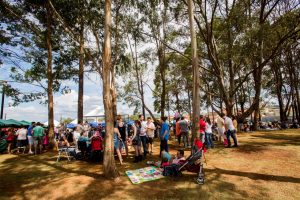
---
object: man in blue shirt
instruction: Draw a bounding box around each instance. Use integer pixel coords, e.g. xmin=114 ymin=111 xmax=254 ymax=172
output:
xmin=27 ymin=122 xmax=35 ymax=154
xmin=160 ymin=116 xmax=169 ymax=156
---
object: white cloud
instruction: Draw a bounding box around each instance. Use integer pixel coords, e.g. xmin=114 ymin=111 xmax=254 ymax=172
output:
xmin=1 ymin=68 xmax=158 ymax=122
xmin=5 ymin=104 xmax=48 ymax=122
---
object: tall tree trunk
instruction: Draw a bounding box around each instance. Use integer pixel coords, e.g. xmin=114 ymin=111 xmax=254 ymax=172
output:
xmin=175 ymin=92 xmax=181 ymax=113
xmin=187 ymin=88 xmax=192 ymax=118
xmin=272 ymin=60 xmax=287 ymax=122
xmin=103 ymin=0 xmax=118 ymax=179
xmin=159 ymin=2 xmax=168 ymax=118
xmin=140 ymin=78 xmax=146 ymax=118
xmin=111 ymin=66 xmax=117 ymax=121
xmin=252 ymin=2 xmax=265 ymax=131
xmin=188 ymin=0 xmax=200 ymax=140
xmin=46 ymin=0 xmax=54 ymax=146
xmin=78 ymin=14 xmax=84 ymax=123
xmin=133 ymin=39 xmax=146 ymax=118
xmin=290 ymin=51 xmax=300 ymax=122
xmin=158 ymin=46 xmax=166 ymax=117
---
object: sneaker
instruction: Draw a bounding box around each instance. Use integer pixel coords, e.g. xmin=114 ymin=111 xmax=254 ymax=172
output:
xmin=28 ymin=151 xmax=33 ymax=154
xmin=147 ymin=161 xmax=154 ymax=165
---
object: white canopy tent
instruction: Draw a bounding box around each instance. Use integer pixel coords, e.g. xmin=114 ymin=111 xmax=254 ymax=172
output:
xmin=71 ymin=106 xmax=129 ymax=124
xmin=43 ymin=120 xmax=60 ymax=127
xmin=71 ymin=106 xmax=105 ymax=124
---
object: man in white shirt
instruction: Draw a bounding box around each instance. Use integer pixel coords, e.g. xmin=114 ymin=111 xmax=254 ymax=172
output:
xmin=216 ymin=116 xmax=226 ymax=142
xmin=139 ymin=114 xmax=148 ymax=157
xmin=146 ymin=117 xmax=155 ymax=154
xmin=221 ymin=113 xmax=238 ymax=148
xmin=16 ymin=127 xmax=27 ymax=153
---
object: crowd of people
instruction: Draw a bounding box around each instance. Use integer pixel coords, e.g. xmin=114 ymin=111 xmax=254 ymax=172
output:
xmin=0 ymin=122 xmax=50 ymax=154
xmin=2 ymin=112 xmax=299 ymax=162
xmin=1 ymin=112 xmax=299 ymax=185
xmin=0 ymin=112 xmax=238 ymax=156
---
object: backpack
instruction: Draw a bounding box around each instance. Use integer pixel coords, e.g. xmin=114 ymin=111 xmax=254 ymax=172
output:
xmin=163 ymin=164 xmax=182 ymax=177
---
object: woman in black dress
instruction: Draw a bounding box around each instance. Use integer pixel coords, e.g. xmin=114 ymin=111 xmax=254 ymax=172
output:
xmin=117 ymin=116 xmax=128 ymax=156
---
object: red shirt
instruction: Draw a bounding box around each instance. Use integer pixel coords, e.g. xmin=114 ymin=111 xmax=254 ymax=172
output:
xmin=199 ymin=119 xmax=206 ymax=133
xmin=6 ymin=132 xmax=14 ymax=141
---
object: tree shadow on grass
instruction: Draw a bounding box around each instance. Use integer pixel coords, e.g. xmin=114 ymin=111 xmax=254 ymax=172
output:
xmin=205 ymin=167 xmax=300 ymax=183
xmin=0 ymin=153 xmax=293 ymax=200
xmin=0 ymin=154 xmax=124 ymax=200
xmin=235 ymin=144 xmax=269 ymax=154
xmin=58 ymin=169 xmax=270 ymax=200
xmin=250 ymin=132 xmax=300 ymax=146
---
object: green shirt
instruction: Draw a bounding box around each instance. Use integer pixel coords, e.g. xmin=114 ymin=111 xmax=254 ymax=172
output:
xmin=33 ymin=126 xmax=44 ymax=137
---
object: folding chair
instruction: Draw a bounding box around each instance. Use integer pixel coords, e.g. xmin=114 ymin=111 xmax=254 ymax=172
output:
xmin=18 ymin=146 xmax=26 ymax=154
xmin=56 ymin=141 xmax=74 ymax=162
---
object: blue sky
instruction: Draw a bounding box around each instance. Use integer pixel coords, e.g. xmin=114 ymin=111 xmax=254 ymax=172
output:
xmin=0 ymin=63 xmax=156 ymax=122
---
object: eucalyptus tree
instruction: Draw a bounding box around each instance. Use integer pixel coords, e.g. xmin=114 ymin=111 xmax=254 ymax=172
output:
xmin=266 ymin=36 xmax=300 ymax=122
xmin=50 ymin=0 xmax=130 ymax=178
xmin=1 ymin=0 xmax=78 ymax=142
xmin=133 ymin=0 xmax=173 ymax=118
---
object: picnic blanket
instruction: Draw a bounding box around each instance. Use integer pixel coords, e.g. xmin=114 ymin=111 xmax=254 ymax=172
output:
xmin=125 ymin=166 xmax=164 ymax=184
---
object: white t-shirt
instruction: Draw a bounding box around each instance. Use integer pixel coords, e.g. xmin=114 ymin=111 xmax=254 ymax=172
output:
xmin=224 ymin=116 xmax=235 ymax=131
xmin=217 ymin=117 xmax=224 ymax=128
xmin=73 ymin=131 xmax=80 ymax=141
xmin=140 ymin=121 xmax=147 ymax=136
xmin=205 ymin=123 xmax=212 ymax=133
xmin=76 ymin=124 xmax=84 ymax=134
xmin=146 ymin=122 xmax=155 ymax=138
xmin=17 ymin=128 xmax=27 ymax=140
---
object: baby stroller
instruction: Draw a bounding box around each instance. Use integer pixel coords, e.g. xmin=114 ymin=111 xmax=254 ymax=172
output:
xmin=163 ymin=139 xmax=206 ymax=185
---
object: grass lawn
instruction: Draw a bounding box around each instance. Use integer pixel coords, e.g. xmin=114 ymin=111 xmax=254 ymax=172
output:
xmin=0 ymin=129 xmax=300 ymax=200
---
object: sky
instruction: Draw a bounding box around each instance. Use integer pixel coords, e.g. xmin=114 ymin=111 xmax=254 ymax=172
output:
xmin=0 ymin=66 xmax=156 ymax=122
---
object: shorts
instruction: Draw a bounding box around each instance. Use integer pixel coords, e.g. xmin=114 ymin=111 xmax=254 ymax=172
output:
xmin=17 ymin=140 xmax=27 ymax=147
xmin=27 ymin=136 xmax=34 ymax=145
xmin=217 ymin=128 xmax=225 ymax=138
xmin=147 ymin=137 xmax=154 ymax=144
xmin=114 ymin=138 xmax=120 ymax=149
xmin=33 ymin=136 xmax=43 ymax=145
xmin=132 ymin=136 xmax=141 ymax=146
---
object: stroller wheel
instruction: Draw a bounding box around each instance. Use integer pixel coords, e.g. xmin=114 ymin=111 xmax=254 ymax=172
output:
xmin=196 ymin=177 xmax=204 ymax=185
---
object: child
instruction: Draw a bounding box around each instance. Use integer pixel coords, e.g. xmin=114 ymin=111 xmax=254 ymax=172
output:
xmin=172 ymin=150 xmax=186 ymax=164
xmin=161 ymin=150 xmax=172 ymax=167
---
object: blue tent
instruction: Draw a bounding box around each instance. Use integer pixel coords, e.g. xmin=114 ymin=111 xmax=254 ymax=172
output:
xmin=89 ymin=122 xmax=99 ymax=128
xmin=66 ymin=123 xmax=77 ymax=129
xmin=99 ymin=122 xmax=106 ymax=127
xmin=126 ymin=120 xmax=134 ymax=125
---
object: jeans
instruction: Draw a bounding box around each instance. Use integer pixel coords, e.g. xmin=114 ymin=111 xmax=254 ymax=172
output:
xmin=160 ymin=139 xmax=169 ymax=156
xmin=181 ymin=131 xmax=189 ymax=148
xmin=205 ymin=132 xmax=214 ymax=148
xmin=140 ymin=135 xmax=148 ymax=156
xmin=226 ymin=129 xmax=238 ymax=146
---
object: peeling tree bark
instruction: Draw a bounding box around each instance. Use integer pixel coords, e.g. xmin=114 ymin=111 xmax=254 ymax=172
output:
xmin=102 ymin=0 xmax=119 ymax=179
xmin=46 ymin=0 xmax=54 ymax=146
xmin=188 ymin=0 xmax=200 ymax=140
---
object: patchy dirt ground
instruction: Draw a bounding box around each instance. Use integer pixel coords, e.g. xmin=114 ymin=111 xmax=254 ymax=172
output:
xmin=0 ymin=129 xmax=300 ymax=200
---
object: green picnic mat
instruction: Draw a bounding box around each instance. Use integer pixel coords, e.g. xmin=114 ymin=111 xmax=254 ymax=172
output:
xmin=125 ymin=166 xmax=164 ymax=184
